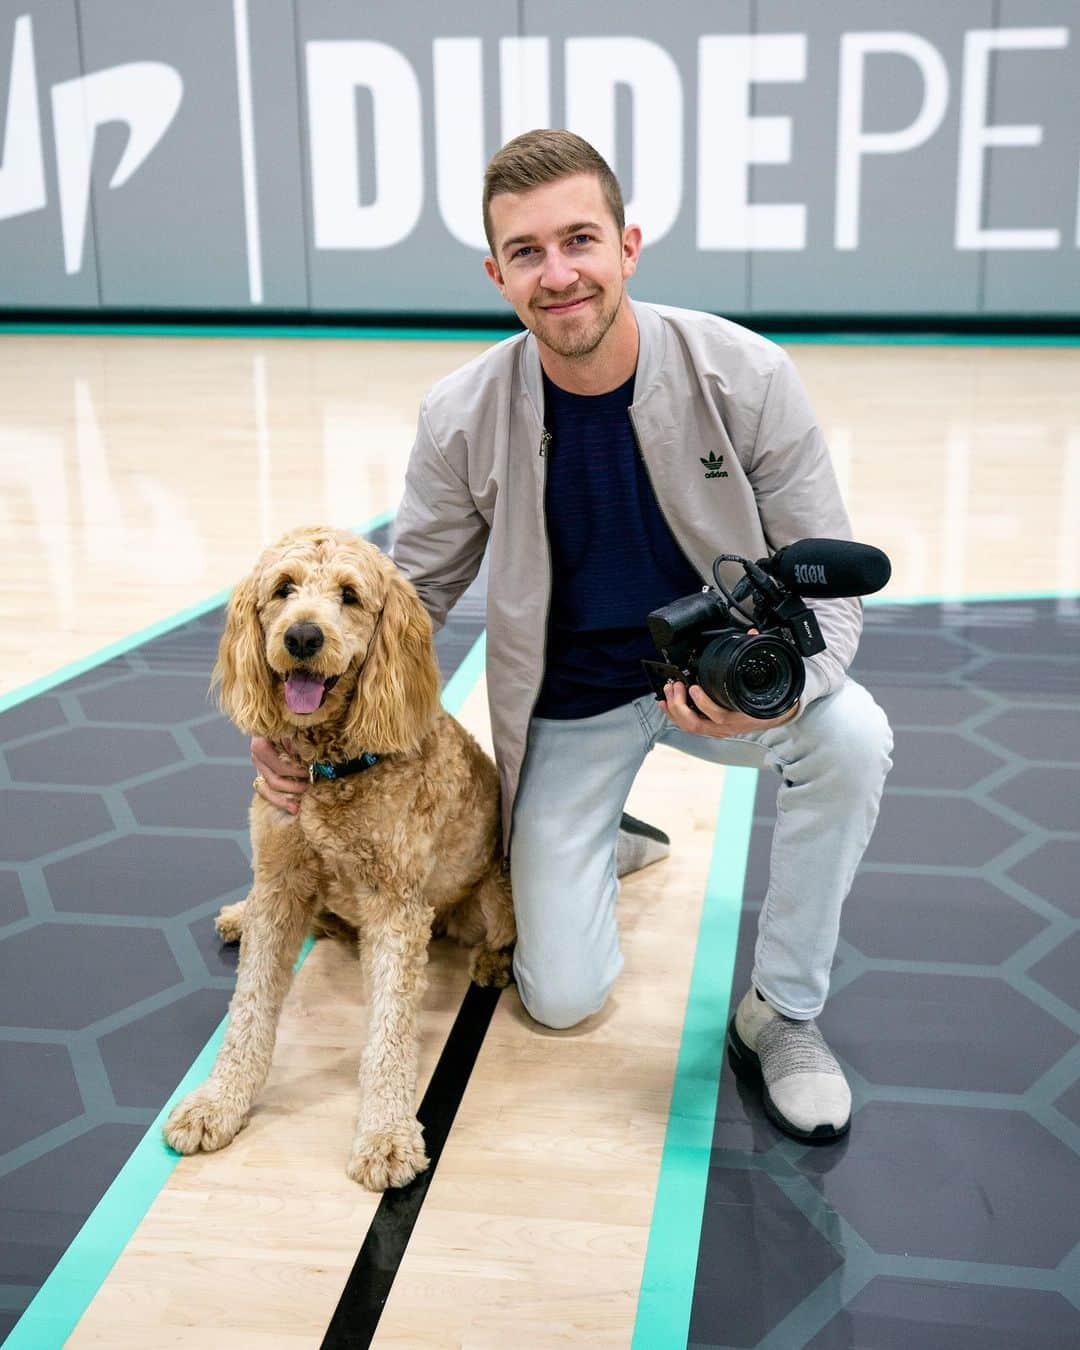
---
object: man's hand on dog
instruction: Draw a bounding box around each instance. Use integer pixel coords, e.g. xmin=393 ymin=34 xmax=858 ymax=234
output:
xmin=251 ymin=736 xmax=309 ymax=815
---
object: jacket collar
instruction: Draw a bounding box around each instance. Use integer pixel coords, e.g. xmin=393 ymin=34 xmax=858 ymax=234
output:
xmin=517 ymin=298 xmax=665 ymax=421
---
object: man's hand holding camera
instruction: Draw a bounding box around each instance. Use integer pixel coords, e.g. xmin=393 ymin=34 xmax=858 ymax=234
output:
xmin=660 ymin=676 xmax=799 ymax=739
xmin=645 ymin=538 xmax=891 ymax=738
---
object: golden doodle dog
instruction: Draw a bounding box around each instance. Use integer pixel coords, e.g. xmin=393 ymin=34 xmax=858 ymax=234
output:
xmin=163 ymin=525 xmax=515 ymax=1190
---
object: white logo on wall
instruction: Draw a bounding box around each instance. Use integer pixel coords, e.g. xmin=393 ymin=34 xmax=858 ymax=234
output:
xmin=0 ymin=13 xmax=182 ymax=274
xmin=1 ymin=11 xmax=1077 ymax=296
xmin=303 ymin=26 xmax=1073 ymax=255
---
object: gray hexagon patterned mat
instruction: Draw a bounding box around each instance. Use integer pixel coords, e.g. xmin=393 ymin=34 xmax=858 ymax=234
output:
xmin=1 ymin=591 xmax=1077 ymax=1347
xmin=689 ymin=597 xmax=1080 ymax=1349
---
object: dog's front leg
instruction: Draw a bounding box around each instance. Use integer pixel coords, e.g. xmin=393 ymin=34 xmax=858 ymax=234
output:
xmin=164 ymin=886 xmax=311 ymax=1155
xmin=346 ymin=896 xmax=433 ymax=1190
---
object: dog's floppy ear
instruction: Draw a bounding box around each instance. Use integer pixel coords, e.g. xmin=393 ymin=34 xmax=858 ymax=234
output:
xmin=343 ymin=568 xmax=441 ymax=754
xmin=212 ymin=570 xmax=277 ymax=735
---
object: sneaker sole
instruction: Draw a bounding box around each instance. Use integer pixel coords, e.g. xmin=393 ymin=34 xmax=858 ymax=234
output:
xmin=618 ymin=812 xmax=671 ymax=846
xmin=726 ymin=1015 xmax=850 ymax=1144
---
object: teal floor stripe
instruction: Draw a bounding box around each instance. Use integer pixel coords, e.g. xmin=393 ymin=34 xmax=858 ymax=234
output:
xmin=866 ymin=587 xmax=1078 ymax=607
xmin=4 ymin=1012 xmax=254 ymax=1350
xmin=0 ymin=589 xmax=232 ymax=716
xmin=0 ymin=510 xmax=395 ymax=716
xmin=630 ymin=585 xmax=1076 ymax=1348
xmin=439 ymin=631 xmax=487 ymax=711
xmin=7 ymin=953 xmax=299 ymax=1350
xmin=0 ymin=322 xmax=513 ymax=342
xmin=632 ymin=764 xmax=759 ymax=1350
xmin=770 ymin=331 xmax=1080 ymax=347
xmin=5 ymin=629 xmax=487 ymax=1350
xmin=3 ymin=321 xmax=1079 ymax=347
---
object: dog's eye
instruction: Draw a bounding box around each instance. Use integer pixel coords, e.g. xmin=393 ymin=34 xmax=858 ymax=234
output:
xmin=341 ymin=586 xmax=359 ymax=606
xmin=273 ymin=581 xmax=295 ymax=600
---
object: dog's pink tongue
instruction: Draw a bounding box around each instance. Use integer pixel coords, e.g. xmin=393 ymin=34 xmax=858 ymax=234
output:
xmin=284 ymin=672 xmax=326 ymax=714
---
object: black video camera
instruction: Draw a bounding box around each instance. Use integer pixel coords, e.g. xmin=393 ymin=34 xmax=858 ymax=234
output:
xmin=642 ymin=538 xmax=891 ymax=720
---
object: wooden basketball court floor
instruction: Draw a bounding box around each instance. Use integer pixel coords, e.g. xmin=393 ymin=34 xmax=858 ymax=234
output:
xmin=0 ymin=325 xmax=1078 ymax=1348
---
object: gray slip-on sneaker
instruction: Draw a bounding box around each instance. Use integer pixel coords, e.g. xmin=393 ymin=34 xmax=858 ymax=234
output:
xmin=727 ymin=986 xmax=851 ymax=1141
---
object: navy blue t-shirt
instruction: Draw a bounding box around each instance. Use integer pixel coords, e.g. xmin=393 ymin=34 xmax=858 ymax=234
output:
xmin=533 ymin=369 xmax=704 ymax=719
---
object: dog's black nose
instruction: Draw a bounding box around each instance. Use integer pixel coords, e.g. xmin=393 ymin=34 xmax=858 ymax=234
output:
xmin=284 ymin=622 xmax=324 ymax=660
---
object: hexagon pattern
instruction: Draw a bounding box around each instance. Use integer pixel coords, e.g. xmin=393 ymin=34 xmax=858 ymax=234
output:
xmin=826 ymin=972 xmax=1074 ymax=1092
xmin=0 ymin=1044 xmax=82 ymax=1154
xmin=44 ymin=835 xmax=251 ymax=918
xmin=691 ymin=598 xmax=1080 ymax=1348
xmin=0 ymin=925 xmax=183 ymax=1030
xmin=6 ymin=725 xmax=183 ymax=786
xmin=2 ymin=574 xmax=1077 ymax=1347
xmin=690 ymin=1168 xmax=844 ymax=1345
xmin=804 ymin=1279 xmax=1080 ymax=1350
xmin=838 ymin=872 xmax=1046 ymax=964
xmin=0 ymin=874 xmax=27 ymax=928
xmin=1008 ymin=839 xmax=1080 ymax=916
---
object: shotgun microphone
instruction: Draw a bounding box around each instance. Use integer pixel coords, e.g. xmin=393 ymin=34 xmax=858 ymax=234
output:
xmin=758 ymin=538 xmax=891 ymax=599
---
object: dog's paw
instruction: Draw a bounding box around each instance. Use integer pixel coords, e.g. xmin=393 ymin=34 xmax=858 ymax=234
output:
xmin=469 ymin=945 xmax=514 ymax=989
xmin=347 ymin=1118 xmax=429 ymax=1191
xmin=214 ymin=900 xmax=246 ymax=945
xmin=164 ymin=1083 xmax=247 ymax=1155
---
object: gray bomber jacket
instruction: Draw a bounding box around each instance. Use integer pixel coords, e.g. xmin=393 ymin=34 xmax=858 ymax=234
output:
xmin=391 ymin=300 xmax=860 ymax=852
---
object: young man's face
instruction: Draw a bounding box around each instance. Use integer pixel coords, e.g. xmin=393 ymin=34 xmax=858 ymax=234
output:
xmin=484 ymin=173 xmax=641 ymax=361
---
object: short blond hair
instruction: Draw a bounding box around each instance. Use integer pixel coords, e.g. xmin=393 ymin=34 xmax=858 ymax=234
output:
xmin=482 ymin=129 xmax=625 ymax=256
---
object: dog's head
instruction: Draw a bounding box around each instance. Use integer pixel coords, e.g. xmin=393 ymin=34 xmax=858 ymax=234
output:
xmin=213 ymin=526 xmax=441 ymax=754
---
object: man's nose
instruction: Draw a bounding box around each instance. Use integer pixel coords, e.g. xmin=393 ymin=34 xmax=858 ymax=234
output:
xmin=540 ymin=253 xmax=580 ymax=293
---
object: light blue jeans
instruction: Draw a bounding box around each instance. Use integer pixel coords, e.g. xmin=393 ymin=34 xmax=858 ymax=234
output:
xmin=509 ymin=678 xmax=893 ymax=1029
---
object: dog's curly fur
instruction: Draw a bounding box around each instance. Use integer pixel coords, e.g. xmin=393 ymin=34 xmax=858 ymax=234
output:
xmin=163 ymin=526 xmax=515 ymax=1190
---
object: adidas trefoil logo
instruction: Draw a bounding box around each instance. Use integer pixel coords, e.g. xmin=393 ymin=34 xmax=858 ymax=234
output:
xmin=700 ymin=450 xmax=729 ymax=480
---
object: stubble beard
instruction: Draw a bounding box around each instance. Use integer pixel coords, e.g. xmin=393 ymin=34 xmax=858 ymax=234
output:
xmin=529 ymin=283 xmax=623 ymax=360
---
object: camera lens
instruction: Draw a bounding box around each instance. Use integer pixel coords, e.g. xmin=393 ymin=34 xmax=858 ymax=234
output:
xmin=739 ymin=654 xmax=776 ymax=693
xmin=696 ymin=632 xmax=804 ymax=719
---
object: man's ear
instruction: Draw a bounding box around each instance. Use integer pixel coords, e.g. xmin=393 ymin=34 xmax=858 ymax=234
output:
xmin=484 ymin=255 xmax=507 ymax=298
xmin=622 ymin=224 xmax=643 ymax=280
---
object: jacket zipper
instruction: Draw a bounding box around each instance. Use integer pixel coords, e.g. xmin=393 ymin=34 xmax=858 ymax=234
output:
xmin=527 ymin=425 xmax=554 ymax=743
xmin=504 ymin=425 xmax=554 ymax=864
xmin=533 ymin=427 xmax=554 ymax=717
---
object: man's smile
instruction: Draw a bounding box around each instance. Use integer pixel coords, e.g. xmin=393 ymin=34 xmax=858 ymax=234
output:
xmin=539 ymin=294 xmax=596 ymax=315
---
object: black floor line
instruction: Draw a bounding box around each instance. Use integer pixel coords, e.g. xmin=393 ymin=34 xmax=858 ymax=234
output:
xmin=320 ymin=980 xmax=503 ymax=1350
